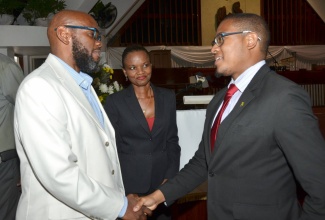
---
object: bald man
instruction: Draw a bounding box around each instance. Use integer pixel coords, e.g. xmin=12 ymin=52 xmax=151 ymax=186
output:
xmin=14 ymin=10 xmax=150 ymax=220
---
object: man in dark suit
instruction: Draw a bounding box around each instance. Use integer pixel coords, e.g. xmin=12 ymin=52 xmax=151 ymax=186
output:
xmin=134 ymin=13 xmax=325 ymax=219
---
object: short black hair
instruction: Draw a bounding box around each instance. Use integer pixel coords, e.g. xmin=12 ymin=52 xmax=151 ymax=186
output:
xmin=122 ymin=44 xmax=150 ymax=68
xmin=222 ymin=13 xmax=270 ymax=55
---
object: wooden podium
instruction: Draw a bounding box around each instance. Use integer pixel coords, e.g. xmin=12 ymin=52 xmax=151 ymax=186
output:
xmin=171 ymin=181 xmax=207 ymax=220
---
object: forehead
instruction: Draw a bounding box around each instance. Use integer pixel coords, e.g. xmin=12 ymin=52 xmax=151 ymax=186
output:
xmin=125 ymin=50 xmax=149 ymax=61
xmin=82 ymin=18 xmax=99 ymax=29
xmin=68 ymin=14 xmax=99 ymax=29
xmin=216 ymin=19 xmax=236 ymax=34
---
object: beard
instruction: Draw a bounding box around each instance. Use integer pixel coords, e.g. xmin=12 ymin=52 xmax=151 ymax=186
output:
xmin=72 ymin=37 xmax=99 ymax=74
xmin=214 ymin=69 xmax=223 ymax=78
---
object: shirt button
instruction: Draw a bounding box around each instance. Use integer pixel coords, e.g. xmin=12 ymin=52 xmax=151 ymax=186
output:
xmin=105 ymin=142 xmax=109 ymax=147
xmin=112 ymin=170 xmax=114 ymax=175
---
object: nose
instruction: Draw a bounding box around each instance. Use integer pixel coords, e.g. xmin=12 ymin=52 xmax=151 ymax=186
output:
xmin=211 ymin=44 xmax=219 ymax=54
xmin=95 ymin=39 xmax=102 ymax=47
xmin=138 ymin=66 xmax=145 ymax=74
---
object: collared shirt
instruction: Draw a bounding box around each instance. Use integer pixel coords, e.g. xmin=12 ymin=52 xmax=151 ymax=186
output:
xmin=0 ymin=54 xmax=24 ymax=152
xmin=213 ymin=60 xmax=266 ymax=124
xmin=55 ymin=57 xmax=104 ymax=128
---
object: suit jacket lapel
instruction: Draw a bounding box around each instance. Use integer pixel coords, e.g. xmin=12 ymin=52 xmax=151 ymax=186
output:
xmin=211 ymin=64 xmax=271 ymax=156
xmin=46 ymin=54 xmax=104 ymax=131
xmin=124 ymin=86 xmax=152 ymax=135
xmin=151 ymin=85 xmax=163 ymax=135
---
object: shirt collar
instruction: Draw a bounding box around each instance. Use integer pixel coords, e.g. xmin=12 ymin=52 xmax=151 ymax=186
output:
xmin=229 ymin=60 xmax=266 ymax=92
xmin=54 ymin=56 xmax=93 ymax=90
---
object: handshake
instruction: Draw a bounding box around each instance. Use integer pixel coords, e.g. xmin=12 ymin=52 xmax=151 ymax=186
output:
xmin=122 ymin=190 xmax=165 ymax=220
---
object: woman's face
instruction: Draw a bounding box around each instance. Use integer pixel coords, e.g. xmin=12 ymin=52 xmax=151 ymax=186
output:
xmin=123 ymin=50 xmax=152 ymax=87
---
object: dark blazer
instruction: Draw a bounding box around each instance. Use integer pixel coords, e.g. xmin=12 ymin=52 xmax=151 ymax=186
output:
xmin=160 ymin=64 xmax=325 ymax=220
xmin=104 ymin=84 xmax=181 ymax=195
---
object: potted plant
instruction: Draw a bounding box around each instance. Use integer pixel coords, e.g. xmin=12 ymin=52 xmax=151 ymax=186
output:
xmin=0 ymin=0 xmax=25 ymax=25
xmin=22 ymin=0 xmax=66 ymax=26
xmin=89 ymin=0 xmax=117 ymax=29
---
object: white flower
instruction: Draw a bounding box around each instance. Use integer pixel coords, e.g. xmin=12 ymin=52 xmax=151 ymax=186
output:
xmin=108 ymin=84 xmax=114 ymax=95
xmin=99 ymin=83 xmax=109 ymax=93
xmin=103 ymin=63 xmax=110 ymax=68
xmin=113 ymin=81 xmax=120 ymax=91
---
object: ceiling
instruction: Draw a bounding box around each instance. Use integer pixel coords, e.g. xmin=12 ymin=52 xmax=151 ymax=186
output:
xmin=6 ymin=0 xmax=325 ymax=56
xmin=10 ymin=0 xmax=145 ymax=56
xmin=307 ymin=0 xmax=325 ymax=22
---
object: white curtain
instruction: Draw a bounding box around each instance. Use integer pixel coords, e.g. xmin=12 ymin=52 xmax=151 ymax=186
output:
xmin=107 ymin=45 xmax=325 ymax=70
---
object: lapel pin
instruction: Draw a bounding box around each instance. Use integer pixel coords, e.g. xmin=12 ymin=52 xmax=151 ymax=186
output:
xmin=240 ymin=102 xmax=245 ymax=107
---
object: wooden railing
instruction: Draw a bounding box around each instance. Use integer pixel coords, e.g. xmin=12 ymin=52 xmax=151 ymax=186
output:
xmin=113 ymin=68 xmax=325 ymax=108
xmin=278 ymin=70 xmax=325 ymax=107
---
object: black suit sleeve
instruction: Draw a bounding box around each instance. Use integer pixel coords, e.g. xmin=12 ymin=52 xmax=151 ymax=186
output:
xmin=104 ymin=95 xmax=119 ymax=128
xmin=275 ymin=84 xmax=325 ymax=219
xmin=164 ymin=90 xmax=181 ymax=179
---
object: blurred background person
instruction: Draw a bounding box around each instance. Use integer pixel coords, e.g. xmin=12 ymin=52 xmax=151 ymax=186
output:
xmin=104 ymin=45 xmax=181 ymax=220
xmin=0 ymin=53 xmax=24 ymax=220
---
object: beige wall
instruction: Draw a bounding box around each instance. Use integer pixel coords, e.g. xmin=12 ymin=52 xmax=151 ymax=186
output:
xmin=201 ymin=0 xmax=260 ymax=45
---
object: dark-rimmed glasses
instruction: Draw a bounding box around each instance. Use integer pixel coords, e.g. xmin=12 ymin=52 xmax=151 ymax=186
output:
xmin=211 ymin=30 xmax=261 ymax=47
xmin=54 ymin=25 xmax=102 ymax=41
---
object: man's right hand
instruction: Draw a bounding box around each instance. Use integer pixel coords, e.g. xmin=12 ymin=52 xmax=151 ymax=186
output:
xmin=133 ymin=190 xmax=165 ymax=213
xmin=122 ymin=194 xmax=152 ymax=220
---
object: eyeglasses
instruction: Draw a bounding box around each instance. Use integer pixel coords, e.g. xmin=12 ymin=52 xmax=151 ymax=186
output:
xmin=55 ymin=25 xmax=102 ymax=41
xmin=211 ymin=30 xmax=261 ymax=47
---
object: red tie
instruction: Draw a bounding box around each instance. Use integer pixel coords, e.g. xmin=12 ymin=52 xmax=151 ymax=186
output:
xmin=210 ymin=84 xmax=238 ymax=151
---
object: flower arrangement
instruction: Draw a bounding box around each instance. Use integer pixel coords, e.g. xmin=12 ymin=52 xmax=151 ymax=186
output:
xmin=91 ymin=63 xmax=123 ymax=104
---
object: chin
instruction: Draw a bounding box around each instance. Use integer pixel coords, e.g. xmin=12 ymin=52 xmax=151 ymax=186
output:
xmin=92 ymin=56 xmax=100 ymax=63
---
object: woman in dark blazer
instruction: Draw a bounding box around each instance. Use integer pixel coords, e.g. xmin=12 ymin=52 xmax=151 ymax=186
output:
xmin=104 ymin=45 xmax=181 ymax=220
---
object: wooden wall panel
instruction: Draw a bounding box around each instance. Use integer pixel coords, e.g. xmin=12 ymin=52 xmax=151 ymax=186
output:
xmin=116 ymin=0 xmax=201 ymax=46
xmin=261 ymin=0 xmax=325 ymax=45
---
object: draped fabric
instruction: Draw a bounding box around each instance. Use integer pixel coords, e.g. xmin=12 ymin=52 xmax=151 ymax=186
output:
xmin=106 ymin=45 xmax=325 ymax=70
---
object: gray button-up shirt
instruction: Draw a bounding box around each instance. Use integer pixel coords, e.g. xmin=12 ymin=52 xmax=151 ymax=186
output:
xmin=0 ymin=54 xmax=24 ymax=152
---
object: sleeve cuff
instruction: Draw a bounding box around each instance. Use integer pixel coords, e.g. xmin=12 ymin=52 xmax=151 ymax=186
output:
xmin=118 ymin=196 xmax=128 ymax=218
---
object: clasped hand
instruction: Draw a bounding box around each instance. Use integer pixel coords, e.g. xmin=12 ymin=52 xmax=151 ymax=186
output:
xmin=132 ymin=190 xmax=165 ymax=216
xmin=121 ymin=194 xmax=152 ymax=220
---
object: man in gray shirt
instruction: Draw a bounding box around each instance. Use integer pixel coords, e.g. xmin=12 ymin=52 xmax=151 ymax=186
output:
xmin=0 ymin=53 xmax=24 ymax=220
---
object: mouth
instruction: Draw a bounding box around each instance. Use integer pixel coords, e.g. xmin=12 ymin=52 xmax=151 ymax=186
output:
xmin=93 ymin=48 xmax=101 ymax=54
xmin=214 ymin=56 xmax=223 ymax=64
xmin=92 ymin=49 xmax=101 ymax=60
xmin=136 ymin=75 xmax=147 ymax=81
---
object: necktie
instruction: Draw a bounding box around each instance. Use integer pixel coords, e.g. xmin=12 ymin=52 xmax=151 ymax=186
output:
xmin=210 ymin=84 xmax=238 ymax=151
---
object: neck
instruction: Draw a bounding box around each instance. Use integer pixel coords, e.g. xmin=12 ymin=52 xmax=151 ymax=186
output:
xmin=136 ymin=86 xmax=152 ymax=99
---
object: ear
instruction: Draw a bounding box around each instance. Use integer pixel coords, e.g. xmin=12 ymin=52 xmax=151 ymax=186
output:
xmin=55 ymin=26 xmax=71 ymax=45
xmin=122 ymin=68 xmax=126 ymax=75
xmin=246 ymin=32 xmax=259 ymax=49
